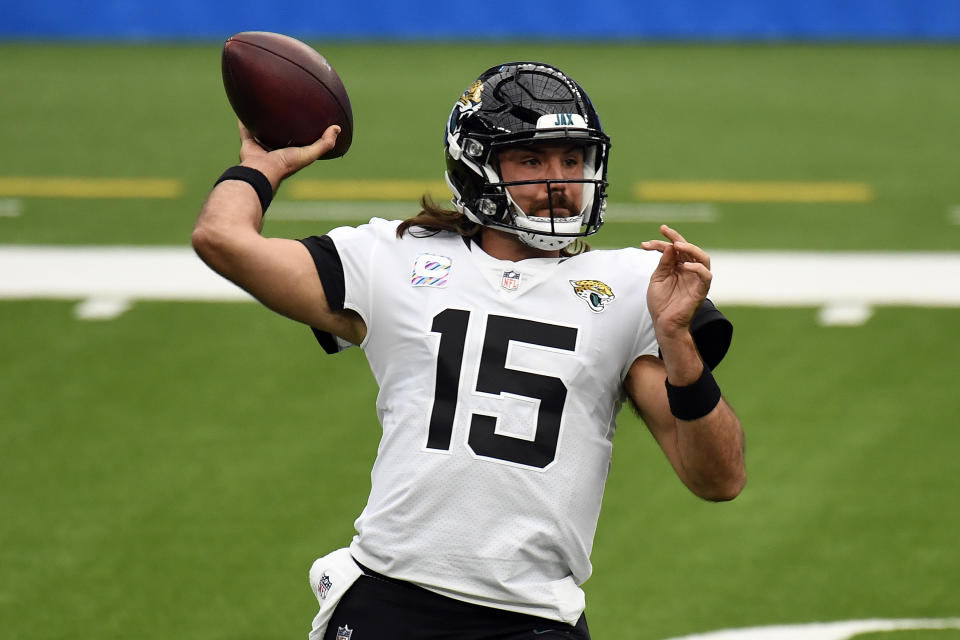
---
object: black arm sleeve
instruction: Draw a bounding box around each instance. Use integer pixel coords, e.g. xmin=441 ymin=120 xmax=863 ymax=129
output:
xmin=689 ymin=298 xmax=733 ymax=371
xmin=298 ymin=235 xmax=347 ymax=355
xmin=658 ymin=298 xmax=733 ymax=371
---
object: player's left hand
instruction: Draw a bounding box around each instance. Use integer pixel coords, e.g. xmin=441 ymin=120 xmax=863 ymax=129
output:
xmin=641 ymin=225 xmax=713 ymax=338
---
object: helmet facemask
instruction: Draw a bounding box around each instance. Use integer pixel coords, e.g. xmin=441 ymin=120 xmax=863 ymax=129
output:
xmin=494 ymin=135 xmax=606 ymax=251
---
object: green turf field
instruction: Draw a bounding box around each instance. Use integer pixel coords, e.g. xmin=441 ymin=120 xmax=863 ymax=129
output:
xmin=1 ymin=43 xmax=959 ymax=640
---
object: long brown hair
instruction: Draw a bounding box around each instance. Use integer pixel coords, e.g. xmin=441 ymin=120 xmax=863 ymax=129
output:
xmin=396 ymin=195 xmax=590 ymax=256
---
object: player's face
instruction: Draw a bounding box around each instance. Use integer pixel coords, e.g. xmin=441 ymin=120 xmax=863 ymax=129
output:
xmin=497 ymin=144 xmax=585 ymax=218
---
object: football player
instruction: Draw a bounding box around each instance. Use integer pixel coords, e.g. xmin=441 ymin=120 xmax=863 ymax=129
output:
xmin=193 ymin=61 xmax=746 ymax=640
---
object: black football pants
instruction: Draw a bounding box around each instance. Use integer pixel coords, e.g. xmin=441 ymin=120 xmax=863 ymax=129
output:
xmin=324 ymin=565 xmax=591 ymax=640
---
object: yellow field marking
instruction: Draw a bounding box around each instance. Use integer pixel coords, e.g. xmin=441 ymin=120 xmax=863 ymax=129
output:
xmin=635 ymin=181 xmax=873 ymax=203
xmin=291 ymin=179 xmax=873 ymax=204
xmin=0 ymin=177 xmax=182 ymax=199
xmin=289 ymin=179 xmax=449 ymax=201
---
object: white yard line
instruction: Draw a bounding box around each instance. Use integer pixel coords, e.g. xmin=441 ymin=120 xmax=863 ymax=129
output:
xmin=661 ymin=617 xmax=960 ymax=640
xmin=1 ymin=246 xmax=959 ymax=322
xmin=0 ymin=198 xmax=23 ymax=217
xmin=816 ymin=302 xmax=874 ymax=327
xmin=949 ymin=205 xmax=960 ymax=225
xmin=707 ymin=250 xmax=960 ymax=308
xmin=0 ymin=246 xmax=251 ymax=302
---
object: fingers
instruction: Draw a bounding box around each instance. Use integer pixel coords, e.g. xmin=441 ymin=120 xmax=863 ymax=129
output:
xmin=650 ymin=242 xmax=678 ymax=280
xmin=659 ymin=224 xmax=686 ymax=244
xmin=280 ymin=125 xmax=341 ymax=169
xmin=237 ymin=120 xmax=271 ymax=165
xmin=682 ymin=260 xmax=713 ymax=287
xmin=673 ymin=241 xmax=711 ymax=270
xmin=303 ymin=125 xmax=342 ymax=162
xmin=233 ymin=122 xmax=342 ymax=186
xmin=237 ymin=120 xmax=265 ymax=150
xmin=238 ymin=119 xmax=252 ymax=140
xmin=642 ymin=225 xmax=687 ymax=252
xmin=658 ymin=225 xmax=709 ymax=269
xmin=641 ymin=226 xmax=711 ymax=270
xmin=320 ymin=124 xmax=342 ymax=147
xmin=266 ymin=125 xmax=341 ymax=180
xmin=640 ymin=239 xmax=671 ymax=253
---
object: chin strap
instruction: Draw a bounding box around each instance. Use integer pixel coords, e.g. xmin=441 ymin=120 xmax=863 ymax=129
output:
xmin=516 ymin=229 xmax=576 ymax=251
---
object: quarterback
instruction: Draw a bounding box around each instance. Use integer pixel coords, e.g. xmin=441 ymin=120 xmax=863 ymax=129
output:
xmin=193 ymin=62 xmax=746 ymax=639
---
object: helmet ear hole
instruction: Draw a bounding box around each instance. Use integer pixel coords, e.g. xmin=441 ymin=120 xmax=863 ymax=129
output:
xmin=478 ymin=198 xmax=498 ymax=217
xmin=463 ymin=138 xmax=484 ymax=158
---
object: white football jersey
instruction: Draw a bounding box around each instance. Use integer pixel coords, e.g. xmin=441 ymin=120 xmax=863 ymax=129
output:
xmin=302 ymin=218 xmax=661 ymax=624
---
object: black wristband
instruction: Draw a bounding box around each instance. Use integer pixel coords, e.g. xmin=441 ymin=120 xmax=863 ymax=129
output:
xmin=214 ymin=166 xmax=274 ymax=215
xmin=665 ymin=367 xmax=722 ymax=421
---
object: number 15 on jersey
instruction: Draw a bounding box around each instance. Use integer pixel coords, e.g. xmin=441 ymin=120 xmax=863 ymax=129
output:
xmin=426 ymin=308 xmax=579 ymax=470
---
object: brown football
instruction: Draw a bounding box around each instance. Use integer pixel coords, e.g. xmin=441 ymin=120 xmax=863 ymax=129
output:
xmin=221 ymin=31 xmax=353 ymax=158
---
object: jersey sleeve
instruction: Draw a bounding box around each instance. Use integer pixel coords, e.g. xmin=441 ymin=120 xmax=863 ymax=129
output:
xmin=618 ymin=249 xmax=662 ymax=379
xmin=625 ymin=311 xmax=660 ymax=382
xmin=298 ymin=218 xmax=397 ymax=354
xmin=298 ymin=234 xmax=350 ymax=353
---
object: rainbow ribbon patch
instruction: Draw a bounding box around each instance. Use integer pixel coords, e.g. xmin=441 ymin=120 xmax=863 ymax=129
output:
xmin=411 ymin=253 xmax=452 ymax=288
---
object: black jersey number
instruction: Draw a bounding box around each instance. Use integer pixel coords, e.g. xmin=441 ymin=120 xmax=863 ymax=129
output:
xmin=428 ymin=309 xmax=578 ymax=469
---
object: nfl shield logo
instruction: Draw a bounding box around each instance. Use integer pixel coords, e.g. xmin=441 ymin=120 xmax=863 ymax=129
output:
xmin=501 ymin=269 xmax=521 ymax=291
xmin=336 ymin=626 xmax=353 ymax=640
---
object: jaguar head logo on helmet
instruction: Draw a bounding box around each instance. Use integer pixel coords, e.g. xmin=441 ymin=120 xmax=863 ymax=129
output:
xmin=443 ymin=62 xmax=611 ymax=252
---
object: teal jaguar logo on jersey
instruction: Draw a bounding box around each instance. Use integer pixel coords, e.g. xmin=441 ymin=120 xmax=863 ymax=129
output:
xmin=570 ymin=279 xmax=615 ymax=312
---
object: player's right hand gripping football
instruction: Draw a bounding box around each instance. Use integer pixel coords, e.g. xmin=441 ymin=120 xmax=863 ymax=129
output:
xmin=238 ymin=120 xmax=341 ymax=190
